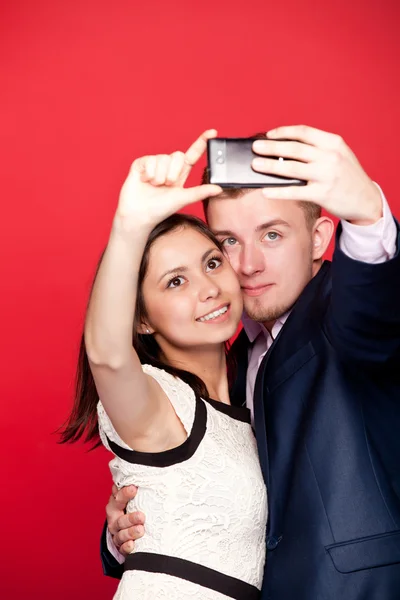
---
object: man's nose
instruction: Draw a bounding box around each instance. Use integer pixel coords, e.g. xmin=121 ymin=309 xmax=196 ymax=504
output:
xmin=239 ymin=244 xmax=265 ymax=276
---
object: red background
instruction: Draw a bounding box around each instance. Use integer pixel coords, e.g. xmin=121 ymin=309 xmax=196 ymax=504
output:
xmin=1 ymin=0 xmax=399 ymax=597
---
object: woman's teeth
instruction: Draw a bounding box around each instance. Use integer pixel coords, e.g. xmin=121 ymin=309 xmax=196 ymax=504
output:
xmin=197 ymin=306 xmax=228 ymax=322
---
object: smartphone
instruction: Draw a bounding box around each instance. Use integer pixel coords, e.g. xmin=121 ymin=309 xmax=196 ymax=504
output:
xmin=207 ymin=137 xmax=306 ymax=188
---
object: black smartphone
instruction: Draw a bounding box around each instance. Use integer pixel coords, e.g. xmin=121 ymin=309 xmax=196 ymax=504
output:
xmin=207 ymin=137 xmax=306 ymax=188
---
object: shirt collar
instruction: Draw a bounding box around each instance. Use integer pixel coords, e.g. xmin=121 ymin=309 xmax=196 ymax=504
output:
xmin=241 ymin=309 xmax=291 ymax=343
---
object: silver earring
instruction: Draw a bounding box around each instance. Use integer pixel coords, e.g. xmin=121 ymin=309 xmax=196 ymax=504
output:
xmin=146 ymin=328 xmax=151 ymax=334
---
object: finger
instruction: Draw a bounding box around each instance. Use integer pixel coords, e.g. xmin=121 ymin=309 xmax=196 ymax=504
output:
xmin=165 ymin=151 xmax=185 ymax=185
xmin=131 ymin=156 xmax=149 ymax=180
xmin=151 ymin=155 xmax=171 ymax=186
xmin=266 ymin=125 xmax=344 ymax=151
xmin=252 ymin=139 xmax=320 ymax=163
xmin=114 ymin=523 xmax=145 ymax=547
xmin=181 ymin=129 xmax=218 ymax=180
xmin=140 ymin=156 xmax=157 ymax=182
xmin=107 ymin=485 xmax=137 ymax=516
xmin=109 ymin=509 xmax=142 ymax=538
xmin=174 ymin=184 xmax=222 ymax=210
xmin=252 ymin=157 xmax=312 ymax=181
xmin=116 ymin=511 xmax=146 ymax=532
xmin=119 ymin=540 xmax=135 ymax=556
xmin=261 ymin=184 xmax=318 ymax=202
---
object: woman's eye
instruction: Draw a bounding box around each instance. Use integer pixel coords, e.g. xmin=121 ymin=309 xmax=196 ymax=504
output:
xmin=206 ymin=257 xmax=222 ymax=271
xmin=265 ymin=231 xmax=280 ymax=241
xmin=167 ymin=276 xmax=185 ymax=288
xmin=222 ymin=237 xmax=237 ymax=247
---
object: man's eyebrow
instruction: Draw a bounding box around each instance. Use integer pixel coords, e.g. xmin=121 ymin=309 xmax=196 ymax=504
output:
xmin=157 ymin=248 xmax=216 ymax=283
xmin=212 ymin=219 xmax=290 ymax=238
xmin=255 ymin=219 xmax=290 ymax=232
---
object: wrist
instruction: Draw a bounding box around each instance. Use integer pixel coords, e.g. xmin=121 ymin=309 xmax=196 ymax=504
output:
xmin=112 ymin=212 xmax=154 ymax=239
xmin=348 ymin=183 xmax=383 ymax=226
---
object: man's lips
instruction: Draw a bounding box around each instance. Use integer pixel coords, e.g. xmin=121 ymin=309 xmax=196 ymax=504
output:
xmin=241 ymin=284 xmax=274 ymax=297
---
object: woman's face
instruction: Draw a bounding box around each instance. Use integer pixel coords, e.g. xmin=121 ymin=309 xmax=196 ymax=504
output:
xmin=141 ymin=226 xmax=243 ymax=351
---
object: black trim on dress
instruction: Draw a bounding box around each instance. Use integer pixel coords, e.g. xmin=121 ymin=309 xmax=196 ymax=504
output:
xmin=124 ymin=552 xmax=260 ymax=600
xmin=107 ymin=394 xmax=252 ymax=466
xmin=205 ymin=397 xmax=251 ymax=423
xmin=107 ymin=397 xmax=207 ymax=467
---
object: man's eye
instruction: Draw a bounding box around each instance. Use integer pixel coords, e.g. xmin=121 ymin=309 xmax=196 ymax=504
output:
xmin=206 ymin=257 xmax=222 ymax=272
xmin=222 ymin=237 xmax=237 ymax=247
xmin=167 ymin=276 xmax=185 ymax=288
xmin=265 ymin=231 xmax=280 ymax=241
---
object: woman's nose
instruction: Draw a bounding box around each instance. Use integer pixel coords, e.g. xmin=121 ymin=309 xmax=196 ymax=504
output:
xmin=198 ymin=276 xmax=220 ymax=302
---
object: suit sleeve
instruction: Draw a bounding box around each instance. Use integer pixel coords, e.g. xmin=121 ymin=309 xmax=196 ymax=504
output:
xmin=324 ymin=219 xmax=400 ymax=367
xmin=100 ymin=520 xmax=124 ymax=579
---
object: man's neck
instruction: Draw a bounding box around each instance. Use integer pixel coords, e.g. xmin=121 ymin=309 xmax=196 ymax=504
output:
xmin=262 ymin=319 xmax=277 ymax=335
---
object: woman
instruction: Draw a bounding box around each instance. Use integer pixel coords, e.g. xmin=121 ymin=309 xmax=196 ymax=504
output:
xmin=62 ymin=130 xmax=267 ymax=599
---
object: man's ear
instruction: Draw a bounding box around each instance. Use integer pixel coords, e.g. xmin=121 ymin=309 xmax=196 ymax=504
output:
xmin=137 ymin=322 xmax=153 ymax=335
xmin=312 ymin=216 xmax=334 ymax=260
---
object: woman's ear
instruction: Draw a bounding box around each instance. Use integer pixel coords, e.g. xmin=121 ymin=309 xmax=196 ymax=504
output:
xmin=137 ymin=322 xmax=153 ymax=335
xmin=312 ymin=216 xmax=334 ymax=261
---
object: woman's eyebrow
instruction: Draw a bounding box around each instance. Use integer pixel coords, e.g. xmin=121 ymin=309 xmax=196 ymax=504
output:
xmin=158 ymin=265 xmax=188 ymax=283
xmin=157 ymin=248 xmax=217 ymax=283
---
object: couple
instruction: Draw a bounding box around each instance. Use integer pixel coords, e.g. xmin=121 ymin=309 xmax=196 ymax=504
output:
xmin=64 ymin=126 xmax=400 ymax=599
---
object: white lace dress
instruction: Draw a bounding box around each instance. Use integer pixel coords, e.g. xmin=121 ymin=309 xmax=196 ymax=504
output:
xmin=98 ymin=365 xmax=267 ymax=600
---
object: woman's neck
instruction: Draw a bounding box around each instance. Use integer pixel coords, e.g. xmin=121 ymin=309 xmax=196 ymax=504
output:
xmin=158 ymin=341 xmax=230 ymax=404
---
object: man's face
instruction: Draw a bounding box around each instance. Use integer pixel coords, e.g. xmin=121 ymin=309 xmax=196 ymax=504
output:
xmin=206 ymin=189 xmax=317 ymax=326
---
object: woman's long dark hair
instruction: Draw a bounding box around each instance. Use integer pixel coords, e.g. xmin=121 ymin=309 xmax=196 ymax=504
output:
xmin=59 ymin=214 xmax=237 ymax=447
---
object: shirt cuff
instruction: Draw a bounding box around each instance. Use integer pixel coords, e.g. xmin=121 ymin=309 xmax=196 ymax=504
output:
xmin=339 ymin=185 xmax=397 ymax=263
xmin=106 ymin=528 xmax=125 ymax=565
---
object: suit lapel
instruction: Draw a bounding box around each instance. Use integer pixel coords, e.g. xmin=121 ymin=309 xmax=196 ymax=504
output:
xmin=252 ymin=261 xmax=332 ymax=489
xmin=228 ymin=262 xmax=332 ymax=489
xmin=264 ymin=261 xmax=331 ymax=382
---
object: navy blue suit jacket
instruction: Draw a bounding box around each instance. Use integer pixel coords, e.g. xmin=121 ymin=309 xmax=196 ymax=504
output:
xmin=229 ymin=224 xmax=400 ymax=599
xmin=100 ymin=225 xmax=400 ymax=599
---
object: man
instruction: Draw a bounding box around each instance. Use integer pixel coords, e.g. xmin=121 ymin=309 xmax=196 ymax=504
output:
xmin=100 ymin=125 xmax=400 ymax=599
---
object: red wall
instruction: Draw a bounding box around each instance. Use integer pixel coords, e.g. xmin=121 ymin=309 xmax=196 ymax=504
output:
xmin=1 ymin=1 xmax=399 ymax=597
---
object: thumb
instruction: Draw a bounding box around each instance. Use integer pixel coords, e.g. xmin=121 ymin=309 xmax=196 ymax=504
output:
xmin=175 ymin=184 xmax=222 ymax=209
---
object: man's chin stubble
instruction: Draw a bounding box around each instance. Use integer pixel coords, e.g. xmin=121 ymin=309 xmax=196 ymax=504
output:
xmin=244 ymin=297 xmax=292 ymax=325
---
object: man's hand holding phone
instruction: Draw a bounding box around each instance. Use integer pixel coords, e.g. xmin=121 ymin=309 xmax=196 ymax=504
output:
xmin=252 ymin=125 xmax=383 ymax=225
